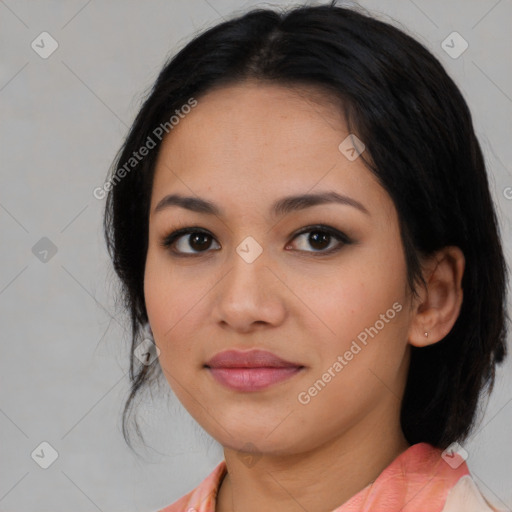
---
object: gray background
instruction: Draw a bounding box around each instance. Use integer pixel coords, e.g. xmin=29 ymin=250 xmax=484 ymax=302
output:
xmin=1 ymin=0 xmax=511 ymax=511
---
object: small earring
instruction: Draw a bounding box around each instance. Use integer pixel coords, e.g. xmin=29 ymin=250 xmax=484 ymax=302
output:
xmin=424 ymin=331 xmax=429 ymax=337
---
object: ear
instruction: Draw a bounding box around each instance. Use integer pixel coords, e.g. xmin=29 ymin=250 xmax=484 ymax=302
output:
xmin=408 ymin=246 xmax=465 ymax=348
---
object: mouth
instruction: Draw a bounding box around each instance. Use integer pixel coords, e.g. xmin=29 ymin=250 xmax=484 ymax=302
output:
xmin=204 ymin=349 xmax=305 ymax=392
xmin=206 ymin=366 xmax=304 ymax=391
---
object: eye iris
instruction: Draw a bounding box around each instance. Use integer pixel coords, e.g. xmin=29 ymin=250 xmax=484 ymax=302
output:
xmin=309 ymin=231 xmax=330 ymax=250
xmin=190 ymin=233 xmax=211 ymax=251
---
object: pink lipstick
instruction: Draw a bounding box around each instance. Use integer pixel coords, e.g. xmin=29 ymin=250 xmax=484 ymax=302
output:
xmin=205 ymin=349 xmax=304 ymax=391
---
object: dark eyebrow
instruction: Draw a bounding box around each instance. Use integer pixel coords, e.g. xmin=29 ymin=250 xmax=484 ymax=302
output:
xmin=153 ymin=191 xmax=370 ymax=218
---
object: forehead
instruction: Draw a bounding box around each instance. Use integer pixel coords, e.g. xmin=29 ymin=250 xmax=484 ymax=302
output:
xmin=150 ymin=82 xmax=393 ymax=223
xmin=155 ymin=82 xmax=344 ymax=167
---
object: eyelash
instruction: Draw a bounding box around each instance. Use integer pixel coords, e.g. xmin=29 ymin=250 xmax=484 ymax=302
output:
xmin=159 ymin=224 xmax=352 ymax=257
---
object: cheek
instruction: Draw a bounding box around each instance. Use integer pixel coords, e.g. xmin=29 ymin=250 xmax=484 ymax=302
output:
xmin=144 ymin=277 xmax=202 ymax=400
xmin=143 ymin=257 xmax=199 ymax=366
xmin=144 ymin=248 xmax=199 ymax=322
xmin=291 ymin=258 xmax=403 ymax=341
xmin=294 ymin=265 xmax=409 ymax=395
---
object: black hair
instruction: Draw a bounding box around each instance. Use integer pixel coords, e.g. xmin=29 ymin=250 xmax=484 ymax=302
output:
xmin=103 ymin=1 xmax=509 ymax=452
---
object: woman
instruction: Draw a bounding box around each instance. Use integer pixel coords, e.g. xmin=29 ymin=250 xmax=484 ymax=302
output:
xmin=102 ymin=2 xmax=509 ymax=511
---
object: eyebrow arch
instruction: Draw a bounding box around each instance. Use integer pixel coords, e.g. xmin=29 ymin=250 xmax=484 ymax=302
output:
xmin=153 ymin=191 xmax=370 ymax=218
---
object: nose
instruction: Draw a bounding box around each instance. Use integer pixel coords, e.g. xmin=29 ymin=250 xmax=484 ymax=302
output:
xmin=211 ymin=245 xmax=287 ymax=333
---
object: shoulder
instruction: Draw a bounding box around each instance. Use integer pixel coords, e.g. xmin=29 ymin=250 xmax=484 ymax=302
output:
xmin=155 ymin=460 xmax=227 ymax=512
xmin=441 ymin=474 xmax=505 ymax=512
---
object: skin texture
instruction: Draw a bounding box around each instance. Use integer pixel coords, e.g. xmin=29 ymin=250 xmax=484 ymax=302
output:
xmin=143 ymin=81 xmax=465 ymax=512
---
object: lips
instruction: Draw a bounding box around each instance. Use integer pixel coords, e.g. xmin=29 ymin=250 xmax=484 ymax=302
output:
xmin=205 ymin=349 xmax=304 ymax=391
xmin=206 ymin=349 xmax=301 ymax=368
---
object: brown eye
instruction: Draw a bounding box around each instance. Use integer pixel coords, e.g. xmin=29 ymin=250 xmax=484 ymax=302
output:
xmin=287 ymin=226 xmax=351 ymax=254
xmin=186 ymin=232 xmax=214 ymax=252
xmin=160 ymin=228 xmax=220 ymax=255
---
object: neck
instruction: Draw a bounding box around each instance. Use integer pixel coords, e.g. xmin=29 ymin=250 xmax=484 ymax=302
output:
xmin=216 ymin=418 xmax=410 ymax=512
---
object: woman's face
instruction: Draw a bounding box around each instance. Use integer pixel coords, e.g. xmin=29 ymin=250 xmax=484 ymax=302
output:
xmin=144 ymin=82 xmax=415 ymax=455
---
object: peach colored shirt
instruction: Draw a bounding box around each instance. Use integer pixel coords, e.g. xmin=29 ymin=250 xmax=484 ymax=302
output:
xmin=156 ymin=443 xmax=501 ymax=512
